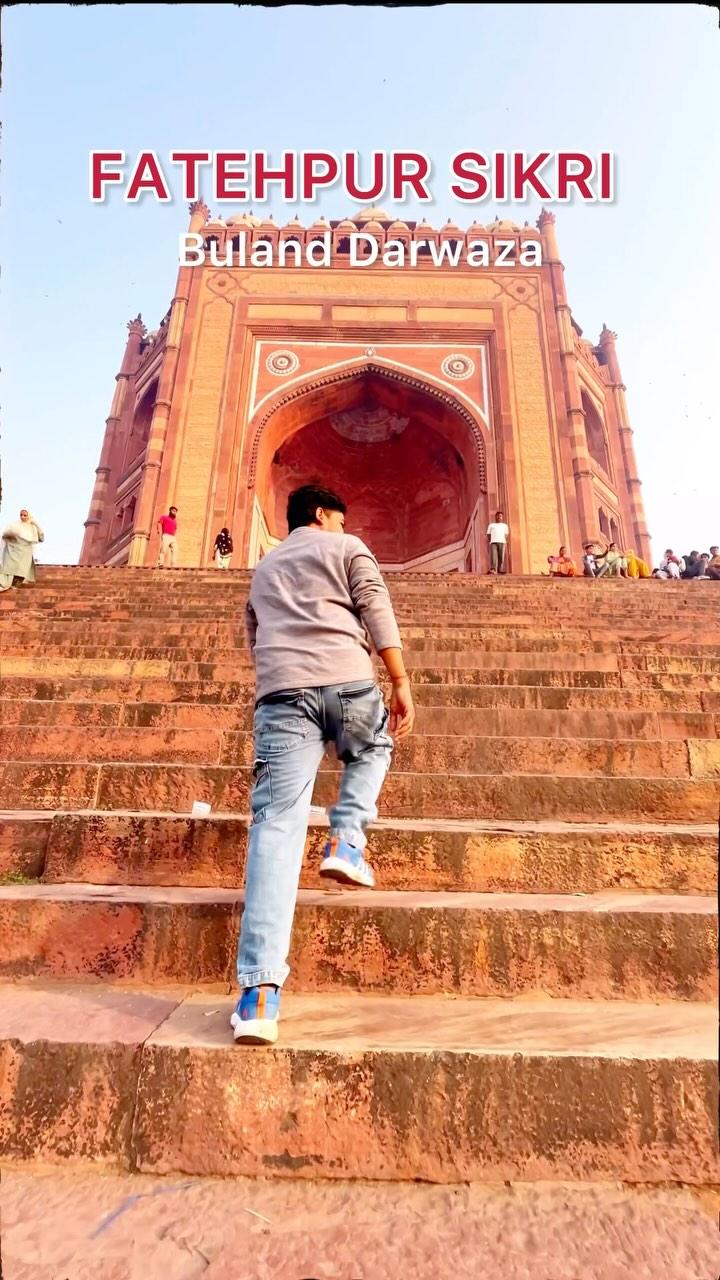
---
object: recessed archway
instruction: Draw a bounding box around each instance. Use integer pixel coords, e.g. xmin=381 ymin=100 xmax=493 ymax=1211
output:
xmin=244 ymin=365 xmax=492 ymax=572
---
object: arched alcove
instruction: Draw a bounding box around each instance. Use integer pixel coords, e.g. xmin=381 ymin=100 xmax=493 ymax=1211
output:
xmin=582 ymin=391 xmax=610 ymax=473
xmin=245 ymin=365 xmax=491 ymax=572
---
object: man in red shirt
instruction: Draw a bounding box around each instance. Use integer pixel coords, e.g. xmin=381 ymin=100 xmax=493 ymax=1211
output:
xmin=156 ymin=506 xmax=178 ymax=568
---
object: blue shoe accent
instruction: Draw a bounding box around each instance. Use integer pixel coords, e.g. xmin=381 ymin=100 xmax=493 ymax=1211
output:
xmin=230 ymin=986 xmax=280 ymax=1044
xmin=319 ymin=837 xmax=375 ymax=888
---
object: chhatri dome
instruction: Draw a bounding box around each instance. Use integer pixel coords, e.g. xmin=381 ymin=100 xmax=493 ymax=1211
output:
xmin=353 ymin=205 xmax=391 ymax=223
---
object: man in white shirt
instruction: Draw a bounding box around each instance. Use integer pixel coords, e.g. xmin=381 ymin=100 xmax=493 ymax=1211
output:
xmin=486 ymin=509 xmax=510 ymax=574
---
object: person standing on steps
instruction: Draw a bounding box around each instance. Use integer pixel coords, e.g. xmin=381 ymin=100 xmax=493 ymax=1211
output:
xmin=0 ymin=509 xmax=44 ymax=592
xmin=213 ymin=527 xmax=234 ymax=569
xmin=232 ymin=484 xmax=415 ymax=1046
xmin=487 ymin=509 xmax=510 ymax=575
xmin=156 ymin=505 xmax=178 ymax=568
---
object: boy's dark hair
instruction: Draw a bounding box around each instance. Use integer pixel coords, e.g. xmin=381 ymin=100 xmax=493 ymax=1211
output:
xmin=287 ymin=485 xmax=347 ymax=532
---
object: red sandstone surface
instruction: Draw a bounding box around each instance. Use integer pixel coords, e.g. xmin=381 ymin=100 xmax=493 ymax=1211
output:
xmin=2 ymin=1169 xmax=718 ymax=1280
xmin=0 ymin=570 xmax=718 ymax=1222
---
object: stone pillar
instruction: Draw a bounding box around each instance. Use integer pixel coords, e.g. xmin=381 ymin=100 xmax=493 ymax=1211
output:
xmin=538 ymin=210 xmax=597 ymax=546
xmin=598 ymin=324 xmax=651 ymax=564
xmin=80 ymin=314 xmax=146 ymax=564
xmin=128 ymin=200 xmax=209 ymax=565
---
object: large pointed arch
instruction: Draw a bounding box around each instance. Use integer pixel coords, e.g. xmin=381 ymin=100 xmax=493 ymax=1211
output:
xmin=241 ymin=360 xmax=495 ymax=572
xmin=246 ymin=362 xmax=489 ymax=492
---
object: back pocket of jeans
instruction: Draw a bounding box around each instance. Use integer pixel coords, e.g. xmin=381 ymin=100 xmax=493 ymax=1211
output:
xmin=339 ymin=685 xmax=382 ymax=728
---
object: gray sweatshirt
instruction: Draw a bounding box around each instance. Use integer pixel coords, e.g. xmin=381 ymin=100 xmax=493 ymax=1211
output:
xmin=245 ymin=526 xmax=403 ymax=701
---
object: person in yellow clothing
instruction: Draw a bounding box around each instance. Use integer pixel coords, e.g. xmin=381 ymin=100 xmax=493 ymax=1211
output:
xmin=625 ymin=548 xmax=651 ymax=578
xmin=547 ymin=546 xmax=577 ymax=577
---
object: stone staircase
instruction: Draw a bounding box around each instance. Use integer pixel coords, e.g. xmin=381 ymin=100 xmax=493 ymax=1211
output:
xmin=0 ymin=567 xmax=718 ymax=1184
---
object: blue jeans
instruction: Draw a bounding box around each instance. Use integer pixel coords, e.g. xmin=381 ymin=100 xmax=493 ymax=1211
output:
xmin=236 ymin=680 xmax=393 ymax=989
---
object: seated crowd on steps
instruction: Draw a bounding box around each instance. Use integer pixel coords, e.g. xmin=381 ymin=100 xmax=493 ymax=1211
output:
xmin=1 ymin=505 xmax=718 ymax=587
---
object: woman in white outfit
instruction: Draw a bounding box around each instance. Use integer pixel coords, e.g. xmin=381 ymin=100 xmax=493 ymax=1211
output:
xmin=0 ymin=509 xmax=44 ymax=592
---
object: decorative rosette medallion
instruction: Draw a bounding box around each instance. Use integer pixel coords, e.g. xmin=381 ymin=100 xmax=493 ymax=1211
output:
xmin=441 ymin=354 xmax=475 ymax=380
xmin=266 ymin=350 xmax=299 ymax=376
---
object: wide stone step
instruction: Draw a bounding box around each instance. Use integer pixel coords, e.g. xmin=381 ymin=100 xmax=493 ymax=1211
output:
xmin=4 ymin=676 xmax=716 ymax=714
xmin=1 ymin=726 xmax=708 ymax=779
xmin=1 ymin=982 xmax=716 ymax=1183
xmin=5 ymin=654 xmax=718 ymax=691
xmin=11 ymin=575 xmax=719 ymax=599
xmin=8 ymin=621 xmax=720 ymax=654
xmin=2 ymin=696 xmax=716 ymax=741
xmin=0 ymin=883 xmax=715 ymax=999
xmin=7 ymin=604 xmax=719 ymax=631
xmin=2 ymin=812 xmax=716 ymax=897
xmin=9 ymin=591 xmax=719 ymax=609
xmin=7 ymin=642 xmax=720 ymax=680
xmin=0 ymin=644 xmax=618 ymax=669
xmin=2 ymin=762 xmax=718 ymax=819
xmin=4 ymin=1171 xmax=719 ymax=1279
xmin=13 ymin=573 xmax=720 ymax=597
xmin=16 ymin=565 xmax=720 ymax=593
xmin=8 ymin=597 xmax=717 ymax=617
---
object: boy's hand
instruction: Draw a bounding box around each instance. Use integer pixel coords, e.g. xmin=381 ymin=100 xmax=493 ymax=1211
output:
xmin=389 ymin=676 xmax=415 ymax=740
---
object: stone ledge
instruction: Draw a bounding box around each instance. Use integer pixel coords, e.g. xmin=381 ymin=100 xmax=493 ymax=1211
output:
xmin=1 ymin=985 xmax=717 ymax=1183
xmin=0 ymin=885 xmax=715 ymax=999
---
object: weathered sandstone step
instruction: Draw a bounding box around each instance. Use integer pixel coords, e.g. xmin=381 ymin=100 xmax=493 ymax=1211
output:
xmin=3 ymin=697 xmax=716 ymax=741
xmin=0 ymin=645 xmax=618 ymax=670
xmin=7 ymin=607 xmax=719 ymax=634
xmin=0 ymin=882 xmax=715 ymax=999
xmin=17 ymin=575 xmax=708 ymax=591
xmin=5 ymin=654 xmax=718 ymax=691
xmin=2 ymin=762 xmax=718 ymax=820
xmin=8 ymin=621 xmax=720 ymax=655
xmin=14 ymin=564 xmax=720 ymax=594
xmin=4 ymin=676 xmax=716 ymax=714
xmin=6 ymin=589 xmax=718 ymax=619
xmin=4 ymin=1172 xmax=719 ymax=1280
xmin=0 ymin=727 xmax=705 ymax=780
xmin=1 ymin=983 xmax=716 ymax=1183
xmin=7 ymin=643 xmax=720 ymax=681
xmin=12 ymin=570 xmax=719 ymax=594
xmin=0 ymin=815 xmax=51 ymax=880
xmin=3 ymin=812 xmax=716 ymax=896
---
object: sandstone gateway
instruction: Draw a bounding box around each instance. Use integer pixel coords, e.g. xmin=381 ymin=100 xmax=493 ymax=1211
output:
xmin=80 ymin=204 xmax=651 ymax=574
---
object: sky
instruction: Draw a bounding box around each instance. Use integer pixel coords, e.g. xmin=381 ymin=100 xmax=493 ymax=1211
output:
xmin=2 ymin=3 xmax=718 ymax=564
